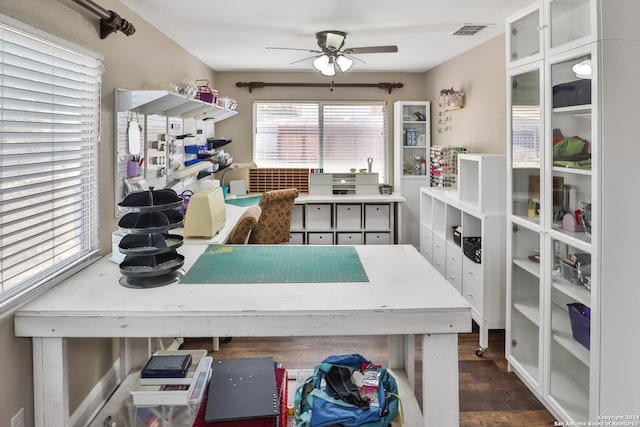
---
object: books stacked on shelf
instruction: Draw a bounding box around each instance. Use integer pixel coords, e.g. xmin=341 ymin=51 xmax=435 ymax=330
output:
xmin=129 ymin=349 xmax=212 ymax=427
xmin=430 ymin=146 xmax=467 ymax=188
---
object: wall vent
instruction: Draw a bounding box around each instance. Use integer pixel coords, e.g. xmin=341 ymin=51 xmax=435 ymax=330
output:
xmin=449 ymin=24 xmax=490 ymax=36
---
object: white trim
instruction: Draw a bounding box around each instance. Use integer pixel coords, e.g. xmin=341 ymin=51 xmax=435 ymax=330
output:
xmin=0 ymin=12 xmax=103 ymax=60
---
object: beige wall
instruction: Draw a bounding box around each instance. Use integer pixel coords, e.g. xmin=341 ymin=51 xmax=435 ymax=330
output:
xmin=424 ymin=34 xmax=507 ymax=154
xmin=0 ymin=2 xmax=508 ymax=425
xmin=213 ymin=71 xmax=427 ymax=186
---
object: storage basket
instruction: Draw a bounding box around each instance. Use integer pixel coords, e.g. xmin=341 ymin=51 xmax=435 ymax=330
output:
xmin=195 ymin=80 xmax=217 ymax=104
xmin=567 ymin=303 xmax=590 ymax=350
xmin=462 ymin=236 xmax=481 ymax=263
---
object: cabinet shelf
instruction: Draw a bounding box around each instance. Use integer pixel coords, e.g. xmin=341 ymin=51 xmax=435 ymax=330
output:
xmin=552 ymin=275 xmax=591 ymax=306
xmin=548 ymin=227 xmax=591 ymax=252
xmin=511 ymin=215 xmax=542 ymax=231
xmin=513 ymin=300 xmax=540 ymax=326
xmin=115 ymin=89 xmax=238 ymax=122
xmin=513 ymin=257 xmax=541 ymax=278
xmin=552 ymin=104 xmax=591 ymax=114
xmin=552 ymin=166 xmax=592 ymax=176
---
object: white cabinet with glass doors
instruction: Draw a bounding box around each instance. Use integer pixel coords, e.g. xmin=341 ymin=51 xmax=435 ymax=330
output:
xmin=506 ymin=0 xmax=640 ymax=423
xmin=393 ymin=101 xmax=430 ymax=248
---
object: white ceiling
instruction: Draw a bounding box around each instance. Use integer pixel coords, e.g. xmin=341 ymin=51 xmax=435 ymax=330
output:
xmin=118 ymin=0 xmax=532 ymax=73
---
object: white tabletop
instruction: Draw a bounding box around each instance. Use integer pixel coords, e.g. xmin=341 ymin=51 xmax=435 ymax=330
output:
xmin=14 ymin=244 xmax=470 ymax=338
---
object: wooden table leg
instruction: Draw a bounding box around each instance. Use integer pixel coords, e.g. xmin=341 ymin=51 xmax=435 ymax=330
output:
xmin=33 ymin=337 xmax=69 ymax=427
xmin=422 ymin=333 xmax=460 ymax=427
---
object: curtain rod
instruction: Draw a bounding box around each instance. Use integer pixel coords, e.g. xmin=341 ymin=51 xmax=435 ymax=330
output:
xmin=71 ymin=0 xmax=135 ymax=39
xmin=235 ymin=81 xmax=404 ymax=94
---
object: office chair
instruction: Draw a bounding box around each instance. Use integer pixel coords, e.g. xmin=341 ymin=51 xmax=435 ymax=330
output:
xmin=227 ymin=205 xmax=262 ymax=244
xmin=249 ymin=188 xmax=299 ymax=244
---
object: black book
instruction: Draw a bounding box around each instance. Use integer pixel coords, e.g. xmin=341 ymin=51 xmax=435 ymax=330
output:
xmin=141 ymin=354 xmax=192 ymax=379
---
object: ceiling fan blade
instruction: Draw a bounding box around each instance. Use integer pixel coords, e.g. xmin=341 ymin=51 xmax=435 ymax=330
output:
xmin=267 ymin=47 xmax=322 ymax=54
xmin=344 ymin=54 xmax=366 ymax=64
xmin=344 ymin=45 xmax=398 ymax=54
xmin=289 ymin=54 xmax=321 ymax=65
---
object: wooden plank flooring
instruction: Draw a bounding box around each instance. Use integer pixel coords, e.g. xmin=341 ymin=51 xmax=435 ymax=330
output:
xmin=183 ymin=326 xmax=556 ymax=426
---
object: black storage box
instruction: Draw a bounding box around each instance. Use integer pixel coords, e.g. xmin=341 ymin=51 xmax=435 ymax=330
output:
xmin=553 ymin=79 xmax=591 ymax=108
xmin=452 ymin=226 xmax=462 ymax=247
xmin=462 ymin=237 xmax=481 ymax=263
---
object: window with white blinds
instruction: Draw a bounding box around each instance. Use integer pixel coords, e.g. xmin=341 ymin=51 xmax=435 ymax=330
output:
xmin=254 ymin=101 xmax=388 ymax=182
xmin=0 ymin=16 xmax=102 ymax=308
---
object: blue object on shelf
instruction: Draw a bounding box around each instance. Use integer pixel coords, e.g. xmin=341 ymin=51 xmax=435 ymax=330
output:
xmin=184 ymin=145 xmax=207 ymax=154
xmin=567 ymin=303 xmax=590 ymax=350
xmin=221 ymin=185 xmax=228 ymax=199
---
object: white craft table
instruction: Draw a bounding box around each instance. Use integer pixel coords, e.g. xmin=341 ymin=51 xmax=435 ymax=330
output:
xmin=14 ymin=244 xmax=470 ymax=427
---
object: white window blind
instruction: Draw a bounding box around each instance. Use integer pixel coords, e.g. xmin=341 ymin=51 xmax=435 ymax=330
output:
xmin=254 ymin=101 xmax=388 ymax=182
xmin=0 ymin=17 xmax=102 ymax=307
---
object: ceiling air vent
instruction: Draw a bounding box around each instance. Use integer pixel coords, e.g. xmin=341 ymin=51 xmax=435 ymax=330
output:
xmin=449 ymin=24 xmax=490 ymax=36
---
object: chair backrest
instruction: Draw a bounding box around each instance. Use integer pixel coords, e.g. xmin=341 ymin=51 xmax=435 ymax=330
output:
xmin=227 ymin=205 xmax=262 ymax=244
xmin=249 ymin=188 xmax=299 ymax=244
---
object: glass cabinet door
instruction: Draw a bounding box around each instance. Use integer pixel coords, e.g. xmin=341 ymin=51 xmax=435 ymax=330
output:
xmin=509 ymin=66 xmax=543 ymax=225
xmin=400 ymin=103 xmax=429 ymax=177
xmin=507 ymin=4 xmax=543 ymax=66
xmin=548 ymin=237 xmax=591 ymax=421
xmin=548 ymin=0 xmax=593 ymax=51
xmin=508 ymin=224 xmax=542 ymax=387
xmin=548 ymin=51 xmax=593 ymax=245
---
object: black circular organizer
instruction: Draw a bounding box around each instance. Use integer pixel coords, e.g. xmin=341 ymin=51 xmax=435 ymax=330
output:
xmin=117 ymin=187 xmax=185 ymax=288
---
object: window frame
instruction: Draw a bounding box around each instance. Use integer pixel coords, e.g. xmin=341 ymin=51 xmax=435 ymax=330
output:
xmin=252 ymin=100 xmax=389 ymax=182
xmin=0 ymin=14 xmax=103 ymax=311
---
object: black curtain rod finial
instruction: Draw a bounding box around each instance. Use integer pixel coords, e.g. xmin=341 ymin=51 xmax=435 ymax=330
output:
xmin=100 ymin=11 xmax=136 ymax=39
xmin=71 ymin=0 xmax=135 ymax=39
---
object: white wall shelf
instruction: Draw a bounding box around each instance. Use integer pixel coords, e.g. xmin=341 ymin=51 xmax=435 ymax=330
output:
xmin=115 ymin=89 xmax=238 ymax=122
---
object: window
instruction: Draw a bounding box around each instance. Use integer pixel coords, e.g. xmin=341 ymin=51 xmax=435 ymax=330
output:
xmin=254 ymin=101 xmax=388 ymax=182
xmin=0 ymin=16 xmax=102 ymax=308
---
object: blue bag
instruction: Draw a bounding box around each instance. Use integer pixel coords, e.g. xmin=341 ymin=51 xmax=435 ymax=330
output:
xmin=294 ymin=354 xmax=399 ymax=427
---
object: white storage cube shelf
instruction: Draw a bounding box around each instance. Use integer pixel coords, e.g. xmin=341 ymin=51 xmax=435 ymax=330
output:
xmin=419 ymin=153 xmax=506 ymax=355
xmin=289 ymin=197 xmax=398 ymax=245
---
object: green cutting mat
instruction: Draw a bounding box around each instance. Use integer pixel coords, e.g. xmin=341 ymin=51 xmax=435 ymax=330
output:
xmin=224 ymin=195 xmax=261 ymax=207
xmin=180 ymin=245 xmax=369 ymax=284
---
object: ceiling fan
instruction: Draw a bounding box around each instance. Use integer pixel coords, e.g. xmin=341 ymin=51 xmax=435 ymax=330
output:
xmin=267 ymin=30 xmax=398 ymax=76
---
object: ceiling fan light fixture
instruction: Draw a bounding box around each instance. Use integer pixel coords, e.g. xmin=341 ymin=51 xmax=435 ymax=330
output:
xmin=323 ymin=31 xmax=346 ymax=51
xmin=336 ymin=54 xmax=353 ymax=72
xmin=313 ymin=54 xmax=336 ymax=76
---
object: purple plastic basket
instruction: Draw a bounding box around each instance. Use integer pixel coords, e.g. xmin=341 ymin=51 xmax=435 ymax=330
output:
xmin=567 ymin=303 xmax=590 ymax=350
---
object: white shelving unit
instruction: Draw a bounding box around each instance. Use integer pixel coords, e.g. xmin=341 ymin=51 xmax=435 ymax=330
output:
xmin=506 ymin=1 xmax=640 ymax=422
xmin=420 ymin=154 xmax=506 ymax=355
xmin=287 ymin=194 xmax=404 ymax=245
xmin=114 ymin=89 xmax=238 ymax=212
xmin=393 ymin=101 xmax=430 ymax=248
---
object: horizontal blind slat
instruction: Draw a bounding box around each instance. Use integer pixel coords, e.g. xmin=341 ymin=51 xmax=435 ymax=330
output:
xmin=1 ymin=16 xmax=102 ymax=306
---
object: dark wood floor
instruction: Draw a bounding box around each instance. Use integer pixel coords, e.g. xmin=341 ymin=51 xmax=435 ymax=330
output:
xmin=183 ymin=326 xmax=556 ymax=426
